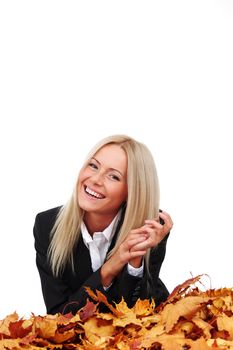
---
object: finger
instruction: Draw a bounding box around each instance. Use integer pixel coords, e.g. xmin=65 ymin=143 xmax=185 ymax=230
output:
xmin=129 ymin=250 xmax=147 ymax=259
xmin=144 ymin=220 xmax=164 ymax=230
xmin=159 ymin=211 xmax=173 ymax=226
xmin=131 ymin=240 xmax=150 ymax=252
xmin=126 ymin=230 xmax=149 ymax=241
xmin=131 ymin=234 xmax=158 ymax=251
xmin=129 ymin=226 xmax=150 ymax=235
xmin=124 ymin=235 xmax=148 ymax=250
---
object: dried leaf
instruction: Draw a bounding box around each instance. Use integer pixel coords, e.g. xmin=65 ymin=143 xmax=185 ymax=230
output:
xmin=79 ymin=299 xmax=97 ymax=321
xmin=217 ymin=314 xmax=233 ymax=340
xmin=161 ymin=296 xmax=207 ymax=332
xmin=1 ymin=276 xmax=233 ymax=349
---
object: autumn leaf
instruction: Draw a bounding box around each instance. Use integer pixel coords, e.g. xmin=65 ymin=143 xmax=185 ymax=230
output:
xmin=8 ymin=319 xmax=32 ymax=338
xmin=166 ymin=275 xmax=204 ymax=302
xmin=81 ymin=316 xmax=115 ymax=345
xmin=132 ymin=298 xmax=155 ymax=317
xmin=79 ymin=299 xmax=97 ymax=321
xmin=53 ymin=328 xmax=76 ymax=343
xmin=34 ymin=316 xmax=58 ymax=339
xmin=217 ymin=314 xmax=233 ymax=340
xmin=1 ymin=276 xmax=233 ymax=349
xmin=192 ymin=316 xmax=213 ymax=339
xmin=85 ymin=287 xmax=122 ymax=316
xmin=0 ymin=312 xmax=19 ymax=338
xmin=161 ymin=296 xmax=207 ymax=332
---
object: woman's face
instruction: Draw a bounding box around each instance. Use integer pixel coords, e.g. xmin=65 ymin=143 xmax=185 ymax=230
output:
xmin=77 ymin=144 xmax=128 ymax=219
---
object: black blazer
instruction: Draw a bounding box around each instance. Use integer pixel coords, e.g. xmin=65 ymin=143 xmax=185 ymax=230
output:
xmin=33 ymin=206 xmax=170 ymax=314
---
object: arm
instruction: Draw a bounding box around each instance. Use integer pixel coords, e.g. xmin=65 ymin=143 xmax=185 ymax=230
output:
xmin=109 ymin=211 xmax=173 ymax=306
xmin=34 ymin=212 xmax=110 ymax=314
xmin=111 ymin=233 xmax=170 ymax=307
xmin=138 ymin=233 xmax=170 ymax=305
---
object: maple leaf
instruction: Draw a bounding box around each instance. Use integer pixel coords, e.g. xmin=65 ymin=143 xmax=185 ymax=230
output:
xmin=0 ymin=338 xmax=42 ymax=350
xmin=192 ymin=316 xmax=213 ymax=339
xmin=152 ymin=334 xmax=188 ymax=350
xmin=188 ymin=337 xmax=213 ymax=349
xmin=138 ymin=324 xmax=165 ymax=348
xmin=2 ymin=275 xmax=233 ymax=350
xmin=132 ymin=298 xmax=155 ymax=317
xmin=161 ymin=296 xmax=207 ymax=333
xmin=167 ymin=275 xmax=204 ymax=301
xmin=34 ymin=316 xmax=58 ymax=339
xmin=85 ymin=286 xmax=100 ymax=302
xmin=81 ymin=316 xmax=115 ymax=346
xmin=8 ymin=319 xmax=33 ymax=338
xmin=207 ymin=338 xmax=233 ymax=349
xmin=128 ymin=339 xmax=142 ymax=350
xmin=53 ymin=328 xmax=76 ymax=343
xmin=217 ymin=314 xmax=233 ymax=340
xmin=113 ymin=299 xmax=142 ymax=328
xmin=85 ymin=287 xmax=122 ymax=316
xmin=79 ymin=299 xmax=97 ymax=321
xmin=0 ymin=312 xmax=19 ymax=337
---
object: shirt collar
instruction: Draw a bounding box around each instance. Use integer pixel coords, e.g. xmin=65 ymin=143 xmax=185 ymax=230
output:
xmin=81 ymin=208 xmax=122 ymax=245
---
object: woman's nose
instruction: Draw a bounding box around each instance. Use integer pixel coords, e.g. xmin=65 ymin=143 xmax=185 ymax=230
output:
xmin=91 ymin=171 xmax=104 ymax=184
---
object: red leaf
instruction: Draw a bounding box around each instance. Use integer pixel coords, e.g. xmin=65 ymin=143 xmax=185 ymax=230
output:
xmin=79 ymin=299 xmax=97 ymax=321
xmin=9 ymin=320 xmax=32 ymax=338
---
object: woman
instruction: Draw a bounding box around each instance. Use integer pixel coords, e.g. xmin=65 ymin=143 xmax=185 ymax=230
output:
xmin=34 ymin=134 xmax=173 ymax=315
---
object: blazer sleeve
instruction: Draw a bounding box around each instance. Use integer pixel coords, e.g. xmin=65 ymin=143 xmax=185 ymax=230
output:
xmin=111 ymin=233 xmax=170 ymax=308
xmin=34 ymin=212 xmax=110 ymax=315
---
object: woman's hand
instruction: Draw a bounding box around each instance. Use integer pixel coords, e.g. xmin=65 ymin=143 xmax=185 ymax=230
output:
xmin=129 ymin=211 xmax=173 ymax=267
xmin=100 ymin=231 xmax=148 ymax=287
xmin=101 ymin=211 xmax=173 ymax=287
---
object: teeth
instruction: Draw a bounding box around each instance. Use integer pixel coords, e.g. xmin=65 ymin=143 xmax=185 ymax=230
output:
xmin=85 ymin=186 xmax=104 ymax=199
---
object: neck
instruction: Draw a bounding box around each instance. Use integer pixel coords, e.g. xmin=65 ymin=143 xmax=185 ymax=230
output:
xmin=83 ymin=212 xmax=117 ymax=235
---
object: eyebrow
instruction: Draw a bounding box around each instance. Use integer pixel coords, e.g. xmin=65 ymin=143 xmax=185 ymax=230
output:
xmin=92 ymin=157 xmax=124 ymax=177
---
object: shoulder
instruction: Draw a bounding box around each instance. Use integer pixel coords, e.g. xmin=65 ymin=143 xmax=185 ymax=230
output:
xmin=33 ymin=206 xmax=62 ymax=241
xmin=36 ymin=206 xmax=62 ymax=224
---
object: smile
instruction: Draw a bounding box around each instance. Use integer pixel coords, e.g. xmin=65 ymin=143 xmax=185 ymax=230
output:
xmin=84 ymin=186 xmax=105 ymax=199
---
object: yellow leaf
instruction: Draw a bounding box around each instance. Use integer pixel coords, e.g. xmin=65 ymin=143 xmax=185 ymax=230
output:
xmin=132 ymin=298 xmax=155 ymax=317
xmin=0 ymin=312 xmax=19 ymax=336
xmin=161 ymin=296 xmax=207 ymax=332
xmin=82 ymin=317 xmax=115 ymax=345
xmin=192 ymin=316 xmax=213 ymax=338
xmin=217 ymin=314 xmax=233 ymax=340
xmin=34 ymin=317 xmax=58 ymax=339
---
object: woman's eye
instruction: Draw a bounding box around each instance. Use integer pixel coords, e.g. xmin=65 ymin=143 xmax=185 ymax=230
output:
xmin=109 ymin=174 xmax=120 ymax=181
xmin=89 ymin=162 xmax=98 ymax=169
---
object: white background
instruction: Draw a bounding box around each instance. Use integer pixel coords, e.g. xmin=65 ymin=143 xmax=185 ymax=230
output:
xmin=0 ymin=1 xmax=233 ymax=319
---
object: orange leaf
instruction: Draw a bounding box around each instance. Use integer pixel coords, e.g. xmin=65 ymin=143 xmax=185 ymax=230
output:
xmin=161 ymin=296 xmax=207 ymax=332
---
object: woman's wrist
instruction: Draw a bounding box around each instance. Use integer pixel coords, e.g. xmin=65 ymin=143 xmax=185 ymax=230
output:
xmin=100 ymin=262 xmax=116 ymax=287
xmin=129 ymin=257 xmax=143 ymax=268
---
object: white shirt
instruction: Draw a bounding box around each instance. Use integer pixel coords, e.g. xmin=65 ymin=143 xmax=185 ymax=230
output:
xmin=81 ymin=211 xmax=144 ymax=279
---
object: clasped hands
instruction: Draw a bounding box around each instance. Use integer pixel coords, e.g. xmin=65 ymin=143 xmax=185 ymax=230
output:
xmin=101 ymin=211 xmax=173 ymax=287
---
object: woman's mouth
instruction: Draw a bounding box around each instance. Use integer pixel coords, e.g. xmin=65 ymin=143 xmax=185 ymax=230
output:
xmin=84 ymin=186 xmax=105 ymax=199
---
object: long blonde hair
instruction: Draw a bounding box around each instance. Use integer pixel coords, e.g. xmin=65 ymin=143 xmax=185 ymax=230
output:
xmin=48 ymin=135 xmax=160 ymax=276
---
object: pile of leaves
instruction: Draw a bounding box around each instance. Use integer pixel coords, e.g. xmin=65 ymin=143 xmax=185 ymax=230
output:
xmin=1 ymin=275 xmax=233 ymax=349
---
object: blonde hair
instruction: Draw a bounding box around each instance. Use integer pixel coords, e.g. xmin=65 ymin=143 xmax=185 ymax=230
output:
xmin=48 ymin=135 xmax=160 ymax=276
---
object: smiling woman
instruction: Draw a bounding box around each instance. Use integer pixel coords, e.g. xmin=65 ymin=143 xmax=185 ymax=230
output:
xmin=33 ymin=134 xmax=173 ymax=315
xmin=77 ymin=144 xmax=128 ymax=230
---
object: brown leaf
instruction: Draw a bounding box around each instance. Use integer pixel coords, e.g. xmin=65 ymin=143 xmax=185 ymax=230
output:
xmin=79 ymin=299 xmax=97 ymax=321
